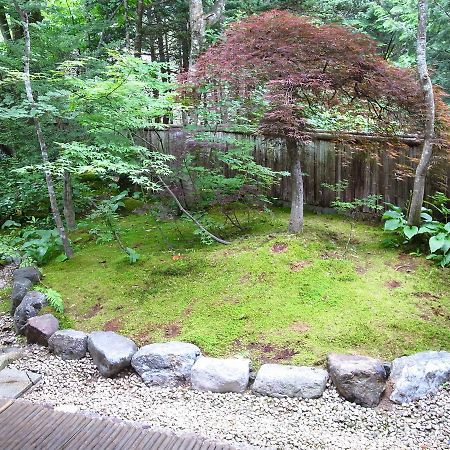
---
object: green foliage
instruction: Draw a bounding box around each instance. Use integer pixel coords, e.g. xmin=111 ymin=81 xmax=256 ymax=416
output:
xmin=85 ymin=190 xmax=141 ymax=264
xmin=382 ymin=204 xmax=450 ymax=267
xmin=322 ymin=180 xmax=383 ymax=215
xmin=0 ymin=226 xmax=64 ymax=266
xmin=181 ymin=134 xmax=288 ymax=228
xmin=19 ymin=228 xmax=66 ymax=265
xmin=35 ymin=286 xmax=64 ymax=314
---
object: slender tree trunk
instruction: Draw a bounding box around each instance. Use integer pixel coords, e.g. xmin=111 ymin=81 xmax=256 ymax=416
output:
xmin=287 ymin=138 xmax=304 ymax=233
xmin=188 ymin=0 xmax=205 ymax=67
xmin=408 ymin=0 xmax=435 ymax=226
xmin=14 ymin=3 xmax=73 ymax=258
xmin=123 ymin=0 xmax=130 ymax=51
xmin=188 ymin=0 xmax=225 ymax=66
xmin=63 ymin=171 xmax=76 ymax=231
xmin=134 ymin=0 xmax=144 ymax=57
xmin=0 ymin=5 xmax=11 ymax=41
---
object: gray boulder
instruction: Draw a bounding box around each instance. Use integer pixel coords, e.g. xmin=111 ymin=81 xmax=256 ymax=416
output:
xmin=48 ymin=329 xmax=88 ymax=360
xmin=13 ymin=291 xmax=47 ymax=335
xmin=88 ymin=331 xmax=137 ymax=377
xmin=390 ymin=351 xmax=450 ymax=404
xmin=26 ymin=314 xmax=59 ymax=346
xmin=10 ymin=278 xmax=32 ymax=315
xmin=191 ymin=357 xmax=250 ymax=393
xmin=13 ymin=266 xmax=42 ymax=283
xmin=328 ymin=353 xmax=388 ymax=407
xmin=132 ymin=341 xmax=201 ymax=387
xmin=252 ymin=364 xmax=328 ymax=399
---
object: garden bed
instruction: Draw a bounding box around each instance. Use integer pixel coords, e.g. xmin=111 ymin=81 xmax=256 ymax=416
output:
xmin=2 ymin=209 xmax=448 ymax=366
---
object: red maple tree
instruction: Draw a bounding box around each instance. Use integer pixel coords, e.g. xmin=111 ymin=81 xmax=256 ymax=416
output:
xmin=183 ymin=10 xmax=449 ymax=232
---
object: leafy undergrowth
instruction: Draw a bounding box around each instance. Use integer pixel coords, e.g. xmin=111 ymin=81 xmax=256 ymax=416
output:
xmin=25 ymin=209 xmax=450 ymax=366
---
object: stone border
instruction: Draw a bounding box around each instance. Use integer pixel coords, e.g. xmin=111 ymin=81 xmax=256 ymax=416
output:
xmin=7 ymin=266 xmax=450 ymax=407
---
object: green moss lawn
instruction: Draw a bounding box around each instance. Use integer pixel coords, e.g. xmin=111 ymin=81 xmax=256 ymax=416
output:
xmin=3 ymin=208 xmax=449 ymax=366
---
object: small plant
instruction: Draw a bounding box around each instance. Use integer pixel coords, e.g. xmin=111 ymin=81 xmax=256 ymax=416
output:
xmin=35 ymin=286 xmax=64 ymax=314
xmin=322 ymin=180 xmax=383 ymax=256
xmin=424 ymin=192 xmax=449 ymax=223
xmin=382 ymin=204 xmax=450 ymax=267
xmin=87 ymin=191 xmax=141 ymax=264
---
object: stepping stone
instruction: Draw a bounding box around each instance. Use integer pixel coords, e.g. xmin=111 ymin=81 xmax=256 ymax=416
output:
xmin=132 ymin=341 xmax=201 ymax=387
xmin=252 ymin=364 xmax=328 ymax=399
xmin=191 ymin=357 xmax=250 ymax=393
xmin=48 ymin=330 xmax=88 ymax=360
xmin=88 ymin=331 xmax=137 ymax=377
xmin=0 ymin=368 xmax=41 ymax=399
xmin=26 ymin=314 xmax=59 ymax=346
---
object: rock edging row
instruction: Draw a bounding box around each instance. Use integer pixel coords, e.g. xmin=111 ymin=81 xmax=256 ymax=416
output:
xmin=10 ymin=266 xmax=450 ymax=408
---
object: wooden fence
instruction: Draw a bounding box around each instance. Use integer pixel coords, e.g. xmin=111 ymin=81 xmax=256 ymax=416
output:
xmin=139 ymin=127 xmax=449 ymax=208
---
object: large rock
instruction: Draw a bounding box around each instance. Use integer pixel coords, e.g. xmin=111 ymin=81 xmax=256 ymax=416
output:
xmin=191 ymin=357 xmax=250 ymax=393
xmin=10 ymin=278 xmax=33 ymax=315
xmin=132 ymin=341 xmax=201 ymax=387
xmin=88 ymin=331 xmax=137 ymax=377
xmin=13 ymin=291 xmax=47 ymax=335
xmin=48 ymin=330 xmax=88 ymax=360
xmin=26 ymin=314 xmax=59 ymax=346
xmin=390 ymin=351 xmax=450 ymax=404
xmin=328 ymin=353 xmax=388 ymax=407
xmin=13 ymin=266 xmax=42 ymax=284
xmin=252 ymin=364 xmax=328 ymax=399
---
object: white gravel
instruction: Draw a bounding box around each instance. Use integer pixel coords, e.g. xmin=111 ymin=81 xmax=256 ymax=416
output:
xmin=1 ymin=309 xmax=449 ymax=449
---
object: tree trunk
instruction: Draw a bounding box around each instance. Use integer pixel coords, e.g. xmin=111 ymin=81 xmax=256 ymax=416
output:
xmin=287 ymin=138 xmax=304 ymax=233
xmin=188 ymin=0 xmax=225 ymax=66
xmin=14 ymin=3 xmax=74 ymax=258
xmin=134 ymin=0 xmax=144 ymax=57
xmin=123 ymin=0 xmax=130 ymax=51
xmin=0 ymin=5 xmax=11 ymax=41
xmin=407 ymin=0 xmax=435 ymax=226
xmin=63 ymin=171 xmax=77 ymax=231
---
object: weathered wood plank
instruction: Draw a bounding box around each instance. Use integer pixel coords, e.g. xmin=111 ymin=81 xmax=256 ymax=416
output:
xmin=142 ymin=128 xmax=447 ymax=208
xmin=0 ymin=401 xmax=234 ymax=450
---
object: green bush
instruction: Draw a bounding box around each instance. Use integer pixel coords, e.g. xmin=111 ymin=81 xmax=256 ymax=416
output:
xmin=382 ymin=203 xmax=450 ymax=267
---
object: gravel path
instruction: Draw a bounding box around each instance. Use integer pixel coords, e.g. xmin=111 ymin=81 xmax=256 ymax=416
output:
xmin=0 ymin=314 xmax=448 ymax=449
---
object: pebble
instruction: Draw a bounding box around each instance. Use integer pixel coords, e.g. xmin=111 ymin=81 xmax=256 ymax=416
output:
xmin=1 ymin=308 xmax=449 ymax=449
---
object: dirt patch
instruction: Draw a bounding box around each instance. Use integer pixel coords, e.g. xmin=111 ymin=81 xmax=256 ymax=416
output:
xmin=390 ymin=254 xmax=419 ymax=273
xmin=257 ymin=272 xmax=267 ymax=282
xmin=290 ymin=321 xmax=310 ymax=333
xmin=85 ymin=303 xmax=102 ymax=319
xmin=239 ymin=274 xmax=251 ymax=283
xmin=321 ymin=251 xmax=340 ymax=260
xmin=103 ymin=317 xmax=122 ymax=332
xmin=385 ymin=280 xmax=402 ymax=289
xmin=290 ymin=261 xmax=310 ymax=272
xmin=414 ymin=291 xmax=440 ymax=300
xmin=182 ymin=303 xmax=193 ymax=317
xmin=164 ymin=322 xmax=181 ymax=338
xmin=235 ymin=340 xmax=297 ymax=363
xmin=377 ymin=379 xmax=394 ymax=411
xmin=355 ymin=265 xmax=368 ymax=275
xmin=271 ymin=242 xmax=288 ymax=253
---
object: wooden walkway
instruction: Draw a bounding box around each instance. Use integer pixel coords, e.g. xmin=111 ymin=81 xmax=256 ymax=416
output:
xmin=0 ymin=399 xmax=235 ymax=450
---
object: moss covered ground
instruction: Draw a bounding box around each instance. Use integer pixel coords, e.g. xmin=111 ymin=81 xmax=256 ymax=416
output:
xmin=2 ymin=208 xmax=449 ymax=366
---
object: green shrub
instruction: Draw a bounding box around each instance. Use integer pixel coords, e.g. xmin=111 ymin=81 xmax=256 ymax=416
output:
xmin=382 ymin=204 xmax=450 ymax=267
